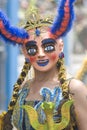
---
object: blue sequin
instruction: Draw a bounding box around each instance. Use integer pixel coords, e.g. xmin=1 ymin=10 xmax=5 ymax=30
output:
xmin=35 ymin=29 xmax=40 ymax=36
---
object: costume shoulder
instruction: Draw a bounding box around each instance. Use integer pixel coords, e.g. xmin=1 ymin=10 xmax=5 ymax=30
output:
xmin=69 ymin=78 xmax=87 ymax=95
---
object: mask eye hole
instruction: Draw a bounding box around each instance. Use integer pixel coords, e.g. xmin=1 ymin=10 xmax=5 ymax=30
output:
xmin=27 ymin=46 xmax=37 ymax=56
xmin=44 ymin=44 xmax=55 ymax=53
xmin=25 ymin=40 xmax=37 ymax=56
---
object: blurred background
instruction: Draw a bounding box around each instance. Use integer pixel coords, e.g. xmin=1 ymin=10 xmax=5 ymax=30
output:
xmin=0 ymin=0 xmax=87 ymax=112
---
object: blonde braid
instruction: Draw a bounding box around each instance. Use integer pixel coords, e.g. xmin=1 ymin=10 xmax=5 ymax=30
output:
xmin=3 ymin=60 xmax=31 ymax=130
xmin=8 ymin=60 xmax=31 ymax=111
xmin=57 ymin=58 xmax=69 ymax=99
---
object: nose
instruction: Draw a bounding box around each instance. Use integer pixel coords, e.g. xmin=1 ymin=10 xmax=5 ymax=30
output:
xmin=38 ymin=47 xmax=45 ymax=58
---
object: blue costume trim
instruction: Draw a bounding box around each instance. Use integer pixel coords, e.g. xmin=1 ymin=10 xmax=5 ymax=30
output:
xmin=18 ymin=88 xmax=29 ymax=130
xmin=12 ymin=85 xmax=78 ymax=130
xmin=51 ymin=0 xmax=75 ymax=38
xmin=40 ymin=87 xmax=62 ymax=109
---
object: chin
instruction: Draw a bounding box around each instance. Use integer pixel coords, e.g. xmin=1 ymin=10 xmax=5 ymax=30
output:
xmin=36 ymin=67 xmax=53 ymax=72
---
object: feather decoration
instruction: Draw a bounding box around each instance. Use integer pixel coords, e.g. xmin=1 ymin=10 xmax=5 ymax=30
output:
xmin=0 ymin=10 xmax=29 ymax=45
xmin=50 ymin=0 xmax=76 ymax=39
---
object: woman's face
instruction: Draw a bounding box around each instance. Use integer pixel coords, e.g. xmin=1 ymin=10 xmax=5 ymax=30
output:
xmin=22 ymin=30 xmax=63 ymax=72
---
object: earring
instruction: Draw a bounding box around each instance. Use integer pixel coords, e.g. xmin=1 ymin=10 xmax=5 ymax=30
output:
xmin=59 ymin=52 xmax=64 ymax=59
xmin=25 ymin=58 xmax=30 ymax=63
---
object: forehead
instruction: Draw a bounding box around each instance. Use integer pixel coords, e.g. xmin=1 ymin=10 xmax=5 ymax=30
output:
xmin=28 ymin=29 xmax=50 ymax=41
xmin=26 ymin=27 xmax=62 ymax=45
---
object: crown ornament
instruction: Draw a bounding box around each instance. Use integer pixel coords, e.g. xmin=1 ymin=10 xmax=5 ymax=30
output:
xmin=19 ymin=6 xmax=53 ymax=31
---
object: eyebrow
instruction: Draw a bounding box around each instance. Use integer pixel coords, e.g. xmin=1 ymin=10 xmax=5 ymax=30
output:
xmin=25 ymin=40 xmax=37 ymax=48
xmin=42 ymin=38 xmax=56 ymax=45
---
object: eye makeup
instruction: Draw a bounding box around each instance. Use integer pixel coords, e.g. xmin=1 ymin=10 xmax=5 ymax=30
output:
xmin=42 ymin=38 xmax=56 ymax=53
xmin=42 ymin=38 xmax=56 ymax=45
xmin=25 ymin=40 xmax=37 ymax=48
xmin=25 ymin=40 xmax=37 ymax=56
xmin=25 ymin=38 xmax=56 ymax=56
xmin=44 ymin=44 xmax=55 ymax=52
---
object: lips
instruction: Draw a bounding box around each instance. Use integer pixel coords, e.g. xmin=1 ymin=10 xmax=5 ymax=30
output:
xmin=37 ymin=59 xmax=49 ymax=66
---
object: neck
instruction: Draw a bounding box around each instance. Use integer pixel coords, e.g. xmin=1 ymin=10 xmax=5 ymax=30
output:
xmin=33 ymin=66 xmax=58 ymax=82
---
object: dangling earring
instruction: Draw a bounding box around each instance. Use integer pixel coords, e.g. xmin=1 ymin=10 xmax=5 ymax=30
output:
xmin=59 ymin=52 xmax=64 ymax=59
xmin=25 ymin=58 xmax=30 ymax=63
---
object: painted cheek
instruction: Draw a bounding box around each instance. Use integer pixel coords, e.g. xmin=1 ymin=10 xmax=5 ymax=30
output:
xmin=50 ymin=53 xmax=57 ymax=61
xmin=29 ymin=56 xmax=37 ymax=63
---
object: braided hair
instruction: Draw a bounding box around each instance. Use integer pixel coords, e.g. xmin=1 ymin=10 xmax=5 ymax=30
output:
xmin=3 ymin=60 xmax=31 ymax=130
xmin=57 ymin=57 xmax=69 ymax=99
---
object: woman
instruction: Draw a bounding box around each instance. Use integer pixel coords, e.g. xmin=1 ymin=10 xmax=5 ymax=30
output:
xmin=0 ymin=0 xmax=87 ymax=130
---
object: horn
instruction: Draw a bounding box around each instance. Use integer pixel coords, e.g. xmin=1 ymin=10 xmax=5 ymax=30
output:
xmin=0 ymin=10 xmax=29 ymax=45
xmin=50 ymin=0 xmax=76 ymax=39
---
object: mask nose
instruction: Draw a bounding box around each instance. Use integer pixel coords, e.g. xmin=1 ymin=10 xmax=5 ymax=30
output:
xmin=38 ymin=47 xmax=45 ymax=58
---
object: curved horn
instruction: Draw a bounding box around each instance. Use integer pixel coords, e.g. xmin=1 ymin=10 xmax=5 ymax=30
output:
xmin=0 ymin=10 xmax=29 ymax=45
xmin=50 ymin=0 xmax=76 ymax=39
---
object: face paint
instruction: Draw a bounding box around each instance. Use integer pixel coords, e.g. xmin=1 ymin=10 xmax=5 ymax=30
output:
xmin=24 ymin=36 xmax=60 ymax=72
xmin=50 ymin=53 xmax=57 ymax=61
xmin=35 ymin=28 xmax=41 ymax=36
xmin=42 ymin=38 xmax=56 ymax=45
xmin=26 ymin=40 xmax=37 ymax=47
xmin=26 ymin=38 xmax=56 ymax=57
xmin=44 ymin=44 xmax=55 ymax=53
xmin=41 ymin=38 xmax=56 ymax=53
xmin=29 ymin=56 xmax=37 ymax=63
xmin=25 ymin=40 xmax=38 ymax=56
xmin=27 ymin=46 xmax=37 ymax=56
xmin=37 ymin=60 xmax=49 ymax=67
